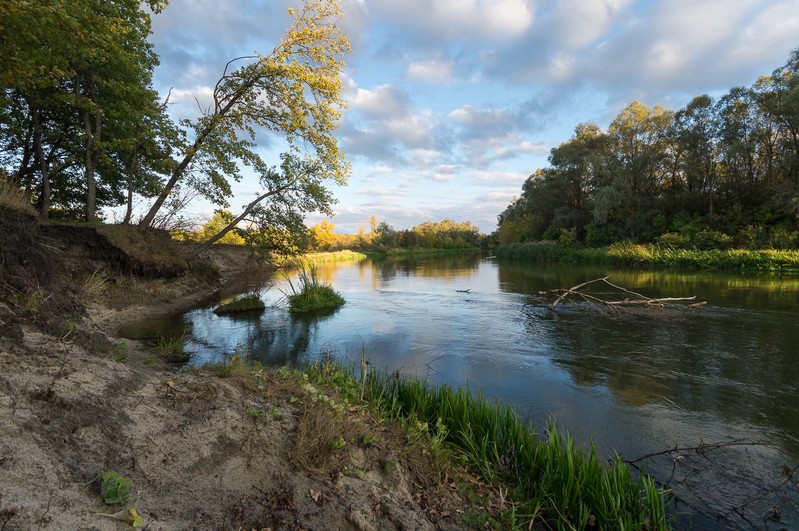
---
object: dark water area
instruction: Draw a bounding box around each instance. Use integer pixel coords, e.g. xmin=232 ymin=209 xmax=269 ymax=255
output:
xmin=122 ymin=253 xmax=799 ymax=529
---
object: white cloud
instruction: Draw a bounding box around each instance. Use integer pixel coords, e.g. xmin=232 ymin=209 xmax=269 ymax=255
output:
xmin=407 ymin=60 xmax=456 ymax=83
xmin=371 ymin=0 xmax=535 ymax=41
xmin=350 ymin=85 xmax=411 ymax=119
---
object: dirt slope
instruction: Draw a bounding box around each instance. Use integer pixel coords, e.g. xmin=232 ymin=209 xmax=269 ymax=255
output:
xmin=0 ymin=215 xmax=475 ymax=530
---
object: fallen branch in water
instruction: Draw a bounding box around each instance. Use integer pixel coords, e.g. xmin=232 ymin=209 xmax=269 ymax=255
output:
xmin=540 ymin=276 xmax=705 ymax=313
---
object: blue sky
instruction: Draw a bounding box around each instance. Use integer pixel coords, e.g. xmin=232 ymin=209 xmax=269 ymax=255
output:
xmin=146 ymin=0 xmax=799 ymax=234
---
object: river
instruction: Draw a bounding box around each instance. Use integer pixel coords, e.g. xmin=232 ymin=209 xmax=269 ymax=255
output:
xmin=124 ymin=253 xmax=799 ymax=529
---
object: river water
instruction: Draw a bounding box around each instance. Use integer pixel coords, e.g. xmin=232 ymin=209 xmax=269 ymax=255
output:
xmin=124 ymin=253 xmax=799 ymax=529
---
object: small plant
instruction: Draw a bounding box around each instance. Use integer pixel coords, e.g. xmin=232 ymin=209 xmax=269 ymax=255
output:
xmin=332 ymin=435 xmax=346 ymax=452
xmin=382 ymin=460 xmax=396 ymax=474
xmin=100 ymin=470 xmax=132 ymax=505
xmin=81 ymin=268 xmax=107 ymax=299
xmin=245 ymin=406 xmax=263 ymax=419
xmin=110 ymin=341 xmax=129 ymax=363
xmin=362 ymin=434 xmax=380 ymax=446
xmin=153 ymin=333 xmax=192 ymax=364
xmin=283 ymin=264 xmax=345 ymax=314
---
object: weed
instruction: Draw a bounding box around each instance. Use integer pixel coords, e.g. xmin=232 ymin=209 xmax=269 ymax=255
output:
xmin=81 ymin=268 xmax=107 ymax=299
xmin=382 ymin=460 xmax=396 ymax=474
xmin=100 ymin=470 xmax=131 ymax=505
xmin=245 ymin=407 xmax=263 ymax=419
xmin=109 ymin=342 xmax=128 ymax=363
xmin=332 ymin=435 xmax=346 ymax=452
xmin=0 ymin=179 xmax=35 ymax=215
xmin=144 ymin=357 xmax=157 ymax=366
xmin=153 ymin=333 xmax=192 ymax=364
xmin=9 ymin=286 xmax=49 ymax=316
xmin=362 ymin=434 xmax=380 ymax=446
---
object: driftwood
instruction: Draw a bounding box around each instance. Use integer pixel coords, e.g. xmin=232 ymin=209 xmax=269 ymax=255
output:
xmin=540 ymin=276 xmax=705 ymax=313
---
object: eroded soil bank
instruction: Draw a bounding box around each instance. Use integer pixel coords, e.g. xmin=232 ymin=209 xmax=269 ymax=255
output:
xmin=0 ymin=214 xmax=482 ymax=530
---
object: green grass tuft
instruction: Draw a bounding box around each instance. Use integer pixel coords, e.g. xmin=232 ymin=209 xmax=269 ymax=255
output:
xmin=214 ymin=293 xmax=265 ymax=315
xmin=284 ymin=265 xmax=345 ymax=314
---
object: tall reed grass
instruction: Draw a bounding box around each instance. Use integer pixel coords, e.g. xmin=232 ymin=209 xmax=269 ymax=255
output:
xmin=362 ymin=371 xmax=669 ymax=529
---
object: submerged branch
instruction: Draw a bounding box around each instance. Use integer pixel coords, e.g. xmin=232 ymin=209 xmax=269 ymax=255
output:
xmin=540 ymin=276 xmax=706 ymax=314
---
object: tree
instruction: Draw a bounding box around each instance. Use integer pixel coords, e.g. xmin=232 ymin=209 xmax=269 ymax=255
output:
xmin=0 ymin=0 xmax=170 ymax=220
xmin=309 ymin=220 xmax=337 ymax=250
xmin=139 ymin=0 xmax=351 ymax=230
xmin=189 ymin=152 xmax=337 ymax=257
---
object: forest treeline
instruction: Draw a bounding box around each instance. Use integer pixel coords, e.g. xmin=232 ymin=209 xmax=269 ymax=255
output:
xmin=497 ymin=48 xmax=799 ymax=250
xmin=306 ymin=216 xmax=486 ymax=253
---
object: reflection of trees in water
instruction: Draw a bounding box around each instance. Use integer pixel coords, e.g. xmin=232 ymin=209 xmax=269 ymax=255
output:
xmin=246 ymin=310 xmax=339 ymax=368
xmin=498 ymin=262 xmax=799 ymax=310
xmin=532 ymin=307 xmax=799 ymax=456
xmin=370 ymin=252 xmax=482 ymax=283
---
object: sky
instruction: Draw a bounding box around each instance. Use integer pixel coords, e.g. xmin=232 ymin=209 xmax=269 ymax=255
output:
xmin=145 ymin=0 xmax=799 ymax=234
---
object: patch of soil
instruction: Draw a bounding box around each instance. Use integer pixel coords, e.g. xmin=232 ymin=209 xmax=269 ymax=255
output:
xmin=0 ymin=215 xmax=476 ymax=530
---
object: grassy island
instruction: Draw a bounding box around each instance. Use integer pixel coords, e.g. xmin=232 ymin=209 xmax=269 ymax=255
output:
xmin=214 ymin=293 xmax=266 ymax=315
xmin=285 ymin=266 xmax=345 ymax=313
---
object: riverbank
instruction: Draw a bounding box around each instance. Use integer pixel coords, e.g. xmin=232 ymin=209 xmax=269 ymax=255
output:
xmin=0 ymin=222 xmax=480 ymax=530
xmin=0 ymin=217 xmax=669 ymax=529
xmin=495 ymin=241 xmax=799 ymax=272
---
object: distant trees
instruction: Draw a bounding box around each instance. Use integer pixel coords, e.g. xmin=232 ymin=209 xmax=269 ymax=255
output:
xmin=306 ymin=218 xmax=486 ymax=252
xmin=497 ymin=47 xmax=799 ymax=249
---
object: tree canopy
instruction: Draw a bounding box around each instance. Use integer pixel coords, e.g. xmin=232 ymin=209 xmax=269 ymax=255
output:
xmin=497 ymin=47 xmax=799 ymax=250
xmin=1 ymin=0 xmax=350 ymax=255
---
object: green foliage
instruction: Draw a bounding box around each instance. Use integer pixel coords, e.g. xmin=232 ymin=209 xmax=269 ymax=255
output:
xmin=284 ymin=265 xmax=345 ymax=313
xmin=495 ymin=241 xmax=799 ymax=272
xmin=153 ymin=333 xmax=193 ymax=363
xmin=495 ymin=47 xmax=799 ymax=250
xmin=214 ymin=293 xmax=265 ymax=315
xmin=100 ymin=470 xmax=132 ymax=505
xmin=194 ymin=210 xmax=245 ymax=245
xmin=363 ymin=369 xmax=669 ymax=530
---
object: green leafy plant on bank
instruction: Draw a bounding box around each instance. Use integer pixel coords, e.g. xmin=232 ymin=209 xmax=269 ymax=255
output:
xmin=283 ymin=264 xmax=345 ymax=313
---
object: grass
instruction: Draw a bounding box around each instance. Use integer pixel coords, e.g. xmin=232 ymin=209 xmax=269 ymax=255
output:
xmin=284 ymin=265 xmax=345 ymax=314
xmin=0 ymin=179 xmax=36 ymax=215
xmin=153 ymin=333 xmax=193 ymax=363
xmin=214 ymin=293 xmax=265 ymax=315
xmin=192 ymin=352 xmax=671 ymax=529
xmin=309 ymin=360 xmax=671 ymax=530
xmin=495 ymin=241 xmax=799 ymax=273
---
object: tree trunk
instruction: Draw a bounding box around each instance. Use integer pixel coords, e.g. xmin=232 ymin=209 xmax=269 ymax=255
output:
xmin=123 ymin=140 xmax=139 ymax=224
xmin=82 ymin=75 xmax=101 ymax=222
xmin=31 ymin=106 xmax=50 ymax=219
xmin=138 ymin=72 xmax=258 ymax=230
